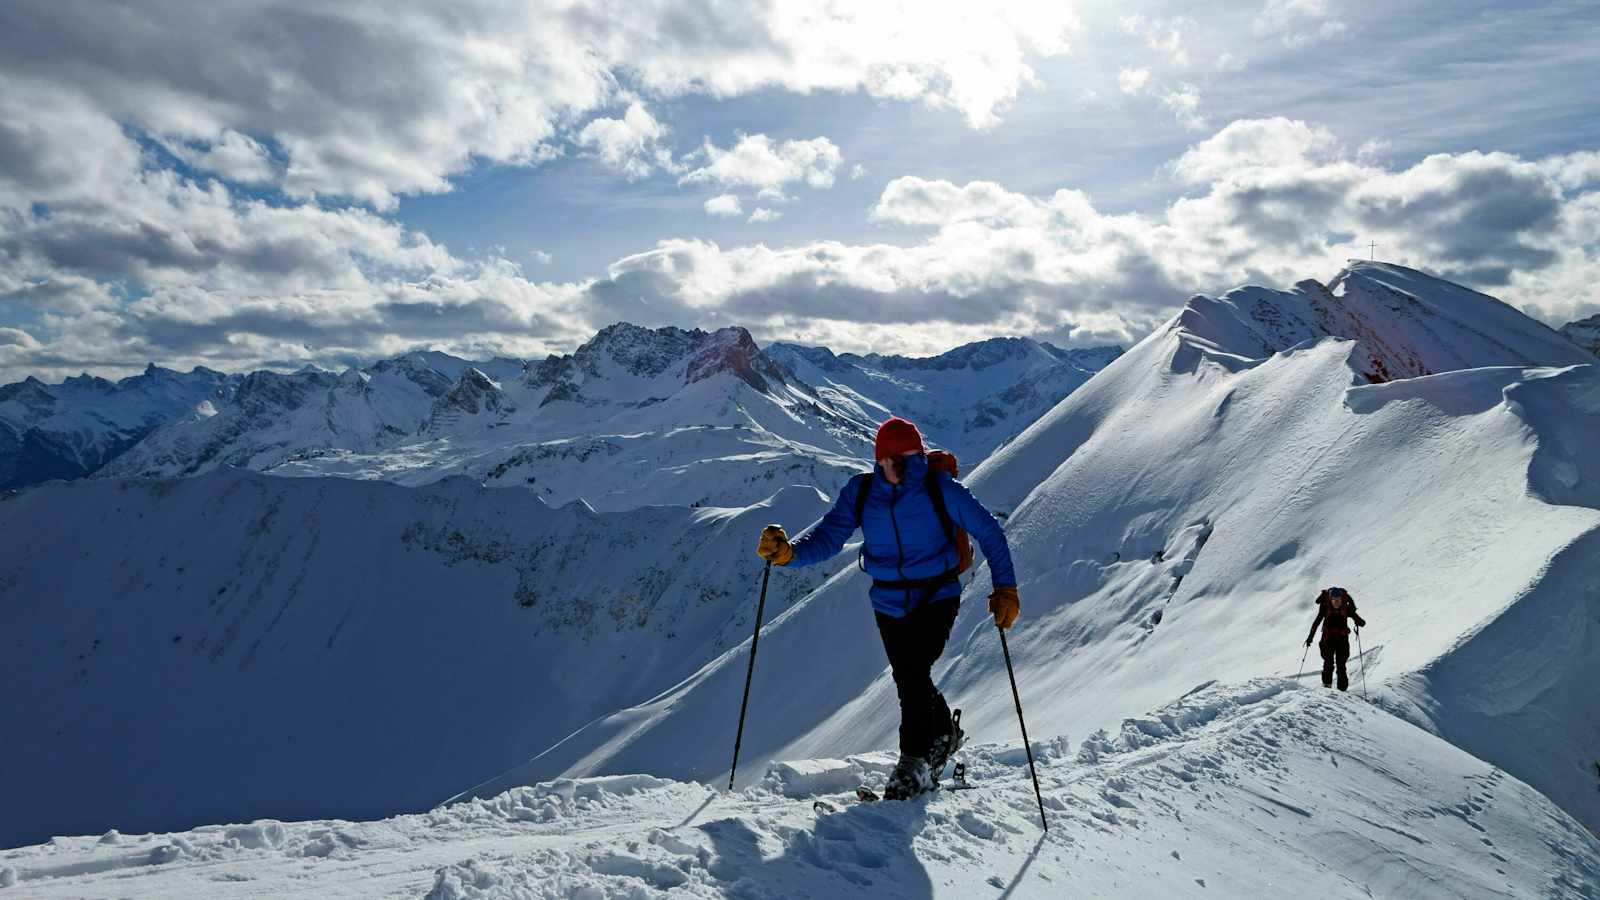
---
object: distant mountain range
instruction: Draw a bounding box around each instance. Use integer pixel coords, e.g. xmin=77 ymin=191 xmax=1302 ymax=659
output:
xmin=2 ymin=327 xmax=1123 ymax=503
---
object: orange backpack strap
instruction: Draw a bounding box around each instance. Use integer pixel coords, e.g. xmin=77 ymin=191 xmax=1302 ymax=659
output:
xmin=927 ymin=449 xmax=960 ymax=478
xmin=923 ymin=455 xmax=973 ymax=574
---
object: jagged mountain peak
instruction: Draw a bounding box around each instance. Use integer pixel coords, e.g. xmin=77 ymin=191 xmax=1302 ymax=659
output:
xmin=1172 ymin=260 xmax=1593 ymax=383
xmin=528 ymin=322 xmax=788 ymax=398
xmin=427 ymin=367 xmax=511 ymax=425
xmin=1560 ymin=312 xmax=1600 ymax=357
xmin=60 ymin=373 xmax=116 ymax=391
xmin=231 ymin=368 xmax=332 ymax=409
xmin=685 ymin=326 xmax=783 ymax=391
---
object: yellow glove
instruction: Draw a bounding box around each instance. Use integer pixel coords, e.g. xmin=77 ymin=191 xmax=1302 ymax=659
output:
xmin=988 ymin=586 xmax=1020 ymax=629
xmin=757 ymin=524 xmax=794 ymax=565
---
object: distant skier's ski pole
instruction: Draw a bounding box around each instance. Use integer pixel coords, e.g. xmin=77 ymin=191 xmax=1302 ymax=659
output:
xmin=998 ymin=625 xmax=1047 ymax=831
xmin=1296 ymin=643 xmax=1310 ymax=680
xmin=728 ymin=561 xmax=772 ymax=790
xmin=1355 ymin=628 xmax=1370 ymax=700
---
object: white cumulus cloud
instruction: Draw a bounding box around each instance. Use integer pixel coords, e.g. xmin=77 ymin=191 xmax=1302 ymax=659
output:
xmin=704 ymin=194 xmax=744 ymax=217
xmin=1118 ymin=68 xmax=1152 ymax=95
xmin=577 ymin=102 xmax=677 ymax=179
xmin=682 ymin=135 xmax=843 ymax=201
xmin=6 ymin=114 xmax=1598 ymax=382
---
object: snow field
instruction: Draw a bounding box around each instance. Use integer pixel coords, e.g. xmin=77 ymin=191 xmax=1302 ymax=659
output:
xmin=3 ymin=680 xmax=1595 ymax=898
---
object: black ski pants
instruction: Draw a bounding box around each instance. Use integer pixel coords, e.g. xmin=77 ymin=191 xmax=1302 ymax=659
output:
xmin=1320 ymin=635 xmax=1351 ymax=691
xmin=875 ymin=596 xmax=960 ymax=758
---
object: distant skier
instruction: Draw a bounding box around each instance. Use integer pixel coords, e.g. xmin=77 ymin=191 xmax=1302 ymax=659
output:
xmin=1305 ymin=586 xmax=1366 ymax=691
xmin=756 ymin=416 xmax=1020 ymax=800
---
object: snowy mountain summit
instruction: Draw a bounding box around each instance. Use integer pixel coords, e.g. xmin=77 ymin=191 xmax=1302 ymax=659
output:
xmin=1562 ymin=312 xmax=1600 ymax=357
xmin=1171 ymin=261 xmax=1592 ymax=383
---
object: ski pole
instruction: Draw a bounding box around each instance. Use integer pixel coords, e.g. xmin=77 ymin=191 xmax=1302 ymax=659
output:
xmin=728 ymin=561 xmax=772 ymax=790
xmin=1296 ymin=643 xmax=1310 ymax=680
xmin=998 ymin=625 xmax=1048 ymax=831
xmin=1355 ymin=628 xmax=1369 ymax=700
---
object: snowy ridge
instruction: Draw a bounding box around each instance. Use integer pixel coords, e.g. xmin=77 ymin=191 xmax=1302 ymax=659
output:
xmin=2 ymin=681 xmax=1595 ymax=897
xmin=520 ymin=262 xmax=1600 ymax=837
xmin=1171 ymin=261 xmax=1592 ymax=386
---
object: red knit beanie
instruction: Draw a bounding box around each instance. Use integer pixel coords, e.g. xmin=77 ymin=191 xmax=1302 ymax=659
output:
xmin=874 ymin=417 xmax=924 ymax=461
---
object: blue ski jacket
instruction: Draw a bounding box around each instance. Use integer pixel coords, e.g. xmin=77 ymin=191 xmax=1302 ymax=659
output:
xmin=789 ymin=453 xmax=1017 ymax=617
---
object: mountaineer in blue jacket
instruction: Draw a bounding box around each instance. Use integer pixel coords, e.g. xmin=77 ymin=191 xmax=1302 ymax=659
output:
xmin=756 ymin=416 xmax=1020 ymax=799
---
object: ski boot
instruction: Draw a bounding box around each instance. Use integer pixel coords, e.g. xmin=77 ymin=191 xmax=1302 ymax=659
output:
xmin=882 ymin=754 xmax=936 ymax=801
xmin=926 ymin=708 xmax=965 ymax=779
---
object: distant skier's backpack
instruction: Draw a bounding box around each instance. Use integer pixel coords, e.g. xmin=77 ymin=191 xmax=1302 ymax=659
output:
xmin=853 ymin=449 xmax=974 ymax=573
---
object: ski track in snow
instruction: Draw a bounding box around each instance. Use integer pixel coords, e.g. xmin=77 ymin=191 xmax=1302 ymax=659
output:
xmin=3 ymin=680 xmax=1596 ymax=899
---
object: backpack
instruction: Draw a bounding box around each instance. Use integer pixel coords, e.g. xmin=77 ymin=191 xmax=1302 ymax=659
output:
xmin=1317 ymin=589 xmax=1358 ymax=637
xmin=853 ymin=449 xmax=974 ymax=573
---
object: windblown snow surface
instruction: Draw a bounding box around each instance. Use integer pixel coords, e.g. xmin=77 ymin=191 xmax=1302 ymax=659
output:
xmin=2 ymin=680 xmax=1596 ymax=898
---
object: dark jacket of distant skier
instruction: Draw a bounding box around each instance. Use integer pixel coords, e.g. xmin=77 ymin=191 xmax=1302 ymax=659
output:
xmin=757 ymin=416 xmax=1019 ymax=799
xmin=1305 ymin=587 xmax=1366 ymax=691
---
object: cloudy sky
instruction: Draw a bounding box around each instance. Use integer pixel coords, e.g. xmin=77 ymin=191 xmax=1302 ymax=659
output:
xmin=2 ymin=0 xmax=1598 ymax=381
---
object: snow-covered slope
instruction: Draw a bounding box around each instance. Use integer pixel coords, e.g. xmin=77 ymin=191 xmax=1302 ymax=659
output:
xmin=3 ymin=681 xmax=1596 ymax=898
xmin=1562 ymin=312 xmax=1600 ymax=357
xmin=0 ymin=365 xmax=236 ymax=489
xmin=0 ymin=470 xmax=834 ymax=848
xmin=764 ymin=337 xmax=1122 ymax=465
xmin=519 ymin=262 xmax=1600 ymax=836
